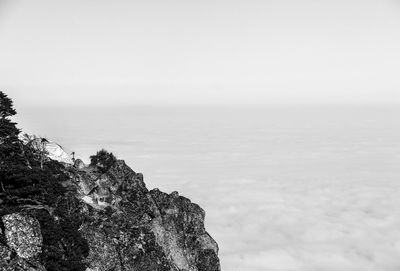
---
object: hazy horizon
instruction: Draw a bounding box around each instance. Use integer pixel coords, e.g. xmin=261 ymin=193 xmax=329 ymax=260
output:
xmin=2 ymin=0 xmax=400 ymax=107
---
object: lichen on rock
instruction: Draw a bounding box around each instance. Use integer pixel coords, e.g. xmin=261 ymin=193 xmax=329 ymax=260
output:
xmin=0 ymin=214 xmax=45 ymax=271
xmin=2 ymin=213 xmax=43 ymax=259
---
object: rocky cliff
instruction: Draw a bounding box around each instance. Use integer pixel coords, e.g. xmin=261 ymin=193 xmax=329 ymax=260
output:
xmin=0 ymin=159 xmax=220 ymax=271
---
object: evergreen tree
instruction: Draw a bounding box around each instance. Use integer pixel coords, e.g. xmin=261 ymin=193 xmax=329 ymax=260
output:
xmin=90 ymin=149 xmax=117 ymax=173
xmin=0 ymin=91 xmax=17 ymax=118
xmin=0 ymin=91 xmax=89 ymax=270
xmin=0 ymin=91 xmax=22 ymax=163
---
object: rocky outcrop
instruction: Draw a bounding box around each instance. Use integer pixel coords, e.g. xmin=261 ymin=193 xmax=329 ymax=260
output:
xmin=1 ymin=159 xmax=220 ymax=271
xmin=0 ymin=214 xmax=45 ymax=271
xmin=77 ymin=160 xmax=220 ymax=271
xmin=149 ymin=189 xmax=220 ymax=271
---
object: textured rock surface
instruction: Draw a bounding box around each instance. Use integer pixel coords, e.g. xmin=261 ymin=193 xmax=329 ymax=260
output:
xmin=149 ymin=189 xmax=220 ymax=271
xmin=74 ymin=158 xmax=86 ymax=169
xmin=0 ymin=215 xmax=45 ymax=271
xmin=2 ymin=213 xmax=43 ymax=259
xmin=1 ymin=160 xmax=220 ymax=271
xmin=77 ymin=160 xmax=220 ymax=271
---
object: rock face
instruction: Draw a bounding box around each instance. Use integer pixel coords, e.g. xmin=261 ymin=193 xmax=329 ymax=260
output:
xmin=0 ymin=214 xmax=45 ymax=271
xmin=149 ymin=189 xmax=220 ymax=271
xmin=0 ymin=160 xmax=221 ymax=271
xmin=2 ymin=213 xmax=43 ymax=259
xmin=78 ymin=160 xmax=220 ymax=271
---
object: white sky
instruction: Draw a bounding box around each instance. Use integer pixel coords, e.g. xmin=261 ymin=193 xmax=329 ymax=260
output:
xmin=1 ymin=0 xmax=400 ymax=106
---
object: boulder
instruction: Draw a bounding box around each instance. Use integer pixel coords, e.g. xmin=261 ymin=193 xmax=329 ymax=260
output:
xmin=2 ymin=213 xmax=43 ymax=259
xmin=0 ymin=214 xmax=45 ymax=271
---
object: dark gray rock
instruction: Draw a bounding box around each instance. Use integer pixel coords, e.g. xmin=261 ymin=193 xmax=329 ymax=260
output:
xmin=1 ymin=160 xmax=221 ymax=271
xmin=149 ymin=189 xmax=220 ymax=271
xmin=77 ymin=160 xmax=220 ymax=271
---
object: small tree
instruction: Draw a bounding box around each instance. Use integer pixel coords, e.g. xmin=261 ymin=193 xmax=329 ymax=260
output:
xmin=90 ymin=149 xmax=117 ymax=173
xmin=0 ymin=91 xmax=17 ymax=118
xmin=0 ymin=91 xmax=22 ymax=163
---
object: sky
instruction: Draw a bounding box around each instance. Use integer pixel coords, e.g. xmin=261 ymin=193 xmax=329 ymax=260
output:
xmin=1 ymin=0 xmax=400 ymax=106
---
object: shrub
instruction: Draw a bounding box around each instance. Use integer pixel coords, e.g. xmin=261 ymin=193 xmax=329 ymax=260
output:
xmin=89 ymin=149 xmax=117 ymax=173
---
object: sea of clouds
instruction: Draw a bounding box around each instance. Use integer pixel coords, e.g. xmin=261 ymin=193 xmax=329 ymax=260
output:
xmin=202 ymin=177 xmax=400 ymax=271
xmin=18 ymin=106 xmax=400 ymax=271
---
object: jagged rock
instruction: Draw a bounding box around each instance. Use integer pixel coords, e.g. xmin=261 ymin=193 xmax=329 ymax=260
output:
xmin=21 ymin=136 xmax=73 ymax=164
xmin=76 ymin=160 xmax=221 ymax=271
xmin=149 ymin=189 xmax=220 ymax=271
xmin=80 ymin=223 xmax=121 ymax=271
xmin=2 ymin=213 xmax=43 ymax=259
xmin=81 ymin=220 xmax=173 ymax=271
xmin=1 ymin=159 xmax=221 ymax=271
xmin=1 ymin=92 xmax=221 ymax=270
xmin=74 ymin=158 xmax=86 ymax=169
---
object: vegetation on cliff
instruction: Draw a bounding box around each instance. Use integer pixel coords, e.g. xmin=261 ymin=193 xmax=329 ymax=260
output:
xmin=90 ymin=149 xmax=117 ymax=173
xmin=0 ymin=91 xmax=220 ymax=271
xmin=0 ymin=91 xmax=89 ymax=270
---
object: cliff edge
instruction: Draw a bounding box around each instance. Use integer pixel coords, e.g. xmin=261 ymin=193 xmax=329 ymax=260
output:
xmin=0 ymin=158 xmax=221 ymax=271
xmin=0 ymin=91 xmax=220 ymax=271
